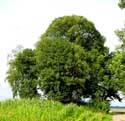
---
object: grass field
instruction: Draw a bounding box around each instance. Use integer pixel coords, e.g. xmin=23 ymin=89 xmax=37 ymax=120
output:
xmin=0 ymin=99 xmax=111 ymax=121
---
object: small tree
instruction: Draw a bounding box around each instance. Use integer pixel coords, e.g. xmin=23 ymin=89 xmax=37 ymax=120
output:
xmin=6 ymin=48 xmax=39 ymax=98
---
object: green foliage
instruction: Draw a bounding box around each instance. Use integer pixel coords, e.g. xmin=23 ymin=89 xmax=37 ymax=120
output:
xmin=41 ymin=15 xmax=105 ymax=51
xmin=109 ymin=52 xmax=125 ymax=89
xmin=84 ymin=48 xmax=111 ymax=101
xmin=36 ymin=15 xmax=118 ymax=104
xmin=0 ymin=99 xmax=111 ymax=121
xmin=36 ymin=38 xmax=90 ymax=103
xmin=88 ymin=100 xmax=110 ymax=112
xmin=112 ymin=4 xmax=125 ymax=95
xmin=6 ymin=15 xmax=122 ymax=110
xmin=109 ymin=28 xmax=125 ymax=94
xmin=118 ymin=0 xmax=125 ymax=9
xmin=6 ymin=49 xmax=39 ymax=98
xmin=115 ymin=28 xmax=125 ymax=51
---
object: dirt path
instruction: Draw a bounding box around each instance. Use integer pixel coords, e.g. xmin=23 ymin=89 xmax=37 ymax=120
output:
xmin=112 ymin=114 xmax=125 ymax=121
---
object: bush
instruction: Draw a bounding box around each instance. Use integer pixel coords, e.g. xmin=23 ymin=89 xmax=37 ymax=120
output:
xmin=88 ymin=100 xmax=110 ymax=112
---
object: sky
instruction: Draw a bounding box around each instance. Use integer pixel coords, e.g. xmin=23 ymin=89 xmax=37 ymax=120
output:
xmin=0 ymin=0 xmax=125 ymax=106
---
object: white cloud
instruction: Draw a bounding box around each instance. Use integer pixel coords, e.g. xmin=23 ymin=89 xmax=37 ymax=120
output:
xmin=0 ymin=0 xmax=125 ymax=105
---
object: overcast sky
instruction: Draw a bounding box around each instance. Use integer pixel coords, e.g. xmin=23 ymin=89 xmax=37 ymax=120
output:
xmin=0 ymin=0 xmax=125 ymax=106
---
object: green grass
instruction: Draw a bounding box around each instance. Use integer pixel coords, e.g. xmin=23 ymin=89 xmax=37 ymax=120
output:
xmin=0 ymin=99 xmax=111 ymax=121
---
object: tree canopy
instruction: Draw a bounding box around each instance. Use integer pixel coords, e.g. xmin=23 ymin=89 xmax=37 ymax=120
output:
xmin=38 ymin=15 xmax=116 ymax=102
xmin=109 ymin=28 xmax=125 ymax=94
xmin=36 ymin=38 xmax=90 ymax=103
xmin=6 ymin=48 xmax=39 ymax=98
xmin=6 ymin=15 xmax=124 ymax=111
xmin=41 ymin=15 xmax=106 ymax=52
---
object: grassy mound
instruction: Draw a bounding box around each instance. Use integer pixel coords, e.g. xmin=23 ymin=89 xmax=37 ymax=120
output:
xmin=0 ymin=99 xmax=111 ymax=121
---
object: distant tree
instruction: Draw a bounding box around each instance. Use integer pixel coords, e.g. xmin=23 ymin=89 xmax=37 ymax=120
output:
xmin=109 ymin=52 xmax=125 ymax=94
xmin=109 ymin=28 xmax=125 ymax=95
xmin=115 ymin=28 xmax=125 ymax=51
xmin=118 ymin=0 xmax=125 ymax=9
xmin=6 ymin=48 xmax=39 ymax=98
xmin=106 ymin=1 xmax=125 ymax=101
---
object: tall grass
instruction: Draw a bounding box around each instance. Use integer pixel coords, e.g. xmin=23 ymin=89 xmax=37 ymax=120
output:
xmin=0 ymin=99 xmax=111 ymax=121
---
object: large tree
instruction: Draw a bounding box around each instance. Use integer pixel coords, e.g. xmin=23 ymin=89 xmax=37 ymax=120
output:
xmin=36 ymin=15 xmax=120 ymax=103
xmin=6 ymin=48 xmax=39 ymax=98
xmin=36 ymin=38 xmax=90 ymax=103
xmin=6 ymin=15 xmax=122 ymax=109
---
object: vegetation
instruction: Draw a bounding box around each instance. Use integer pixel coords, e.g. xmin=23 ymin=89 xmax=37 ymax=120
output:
xmin=37 ymin=16 xmax=113 ymax=104
xmin=109 ymin=28 xmax=125 ymax=95
xmin=0 ymin=2 xmax=125 ymax=121
xmin=0 ymin=99 xmax=111 ymax=121
xmin=108 ymin=2 xmax=125 ymax=96
xmin=1 ymin=1 xmax=125 ymax=120
xmin=6 ymin=49 xmax=39 ymax=98
xmin=118 ymin=0 xmax=125 ymax=9
xmin=6 ymin=15 xmax=125 ymax=112
xmin=36 ymin=38 xmax=89 ymax=103
xmin=41 ymin=15 xmax=106 ymax=51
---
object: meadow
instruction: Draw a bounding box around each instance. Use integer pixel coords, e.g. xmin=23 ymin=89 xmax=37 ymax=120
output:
xmin=0 ymin=99 xmax=111 ymax=121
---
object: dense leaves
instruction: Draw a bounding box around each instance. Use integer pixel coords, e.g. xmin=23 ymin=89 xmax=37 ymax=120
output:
xmin=38 ymin=15 xmax=115 ymax=102
xmin=41 ymin=15 xmax=105 ymax=52
xmin=36 ymin=38 xmax=90 ymax=103
xmin=6 ymin=49 xmax=39 ymax=98
xmin=109 ymin=52 xmax=125 ymax=92
xmin=109 ymin=28 xmax=125 ymax=94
